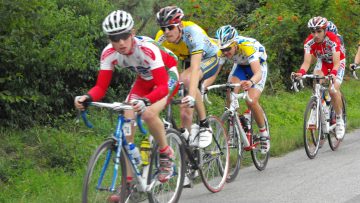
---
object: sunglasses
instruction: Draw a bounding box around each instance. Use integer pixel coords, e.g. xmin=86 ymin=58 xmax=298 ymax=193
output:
xmin=108 ymin=32 xmax=132 ymax=42
xmin=221 ymin=46 xmax=233 ymax=53
xmin=161 ymin=25 xmax=177 ymax=32
xmin=310 ymin=28 xmax=323 ymax=34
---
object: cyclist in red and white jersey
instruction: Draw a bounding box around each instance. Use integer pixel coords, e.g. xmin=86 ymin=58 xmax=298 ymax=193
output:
xmin=294 ymin=16 xmax=345 ymax=139
xmin=74 ymin=10 xmax=179 ymax=183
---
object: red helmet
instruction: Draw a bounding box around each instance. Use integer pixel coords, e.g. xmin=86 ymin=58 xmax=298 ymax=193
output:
xmin=156 ymin=6 xmax=184 ymax=27
xmin=307 ymin=16 xmax=328 ymax=30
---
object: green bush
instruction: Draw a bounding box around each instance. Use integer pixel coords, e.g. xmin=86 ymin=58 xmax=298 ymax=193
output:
xmin=0 ymin=0 xmax=114 ymax=128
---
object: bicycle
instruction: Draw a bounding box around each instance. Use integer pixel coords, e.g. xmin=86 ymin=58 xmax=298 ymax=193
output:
xmin=291 ymin=74 xmax=347 ymax=159
xmin=163 ymin=89 xmax=230 ymax=193
xmin=204 ymin=83 xmax=270 ymax=182
xmin=350 ymin=63 xmax=360 ymax=79
xmin=78 ymin=101 xmax=185 ymax=203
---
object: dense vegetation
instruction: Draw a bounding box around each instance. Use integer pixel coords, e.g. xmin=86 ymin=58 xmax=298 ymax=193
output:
xmin=1 ymin=0 xmax=360 ymax=202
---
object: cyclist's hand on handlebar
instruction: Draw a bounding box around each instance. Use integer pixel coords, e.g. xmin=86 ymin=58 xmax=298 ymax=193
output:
xmin=74 ymin=95 xmax=91 ymax=111
xmin=181 ymin=95 xmax=195 ymax=108
xmin=240 ymin=80 xmax=252 ymax=90
xmin=350 ymin=63 xmax=357 ymax=71
xmin=130 ymin=99 xmax=149 ymax=113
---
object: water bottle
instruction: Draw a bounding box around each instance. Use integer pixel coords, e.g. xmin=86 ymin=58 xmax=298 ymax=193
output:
xmin=322 ymin=101 xmax=329 ymax=133
xmin=180 ymin=128 xmax=190 ymax=141
xmin=324 ymin=92 xmax=331 ymax=106
xmin=190 ymin=124 xmax=200 ymax=146
xmin=140 ymin=139 xmax=151 ymax=166
xmin=243 ymin=109 xmax=251 ymax=130
xmin=239 ymin=115 xmax=249 ymax=132
xmin=128 ymin=143 xmax=141 ymax=166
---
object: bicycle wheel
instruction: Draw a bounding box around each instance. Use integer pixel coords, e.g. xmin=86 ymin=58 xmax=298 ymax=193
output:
xmin=199 ymin=116 xmax=229 ymax=193
xmin=221 ymin=111 xmax=242 ymax=182
xmin=328 ymin=93 xmax=347 ymax=150
xmin=82 ymin=138 xmax=127 ymax=203
xmin=147 ymin=128 xmax=185 ymax=203
xmin=303 ymin=98 xmax=322 ymax=159
xmin=250 ymin=109 xmax=270 ymax=171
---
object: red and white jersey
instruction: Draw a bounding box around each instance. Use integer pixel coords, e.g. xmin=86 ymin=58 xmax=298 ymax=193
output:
xmin=100 ymin=36 xmax=174 ymax=80
xmin=304 ymin=32 xmax=345 ymax=64
xmin=88 ymin=36 xmax=178 ymax=103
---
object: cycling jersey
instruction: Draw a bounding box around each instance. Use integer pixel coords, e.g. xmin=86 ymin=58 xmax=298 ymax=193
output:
xmin=304 ymin=32 xmax=346 ymax=79
xmin=304 ymin=31 xmax=345 ymax=64
xmin=219 ymin=36 xmax=268 ymax=91
xmin=155 ymin=21 xmax=219 ymax=61
xmin=88 ymin=36 xmax=179 ymax=103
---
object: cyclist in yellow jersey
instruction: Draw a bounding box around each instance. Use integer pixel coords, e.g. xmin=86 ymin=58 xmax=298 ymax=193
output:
xmin=216 ymin=25 xmax=270 ymax=154
xmin=350 ymin=41 xmax=360 ymax=70
xmin=155 ymin=6 xmax=221 ymax=148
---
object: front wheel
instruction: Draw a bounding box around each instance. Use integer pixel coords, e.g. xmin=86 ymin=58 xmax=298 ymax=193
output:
xmin=199 ymin=116 xmax=229 ymax=193
xmin=147 ymin=128 xmax=185 ymax=203
xmin=328 ymin=93 xmax=347 ymax=150
xmin=303 ymin=98 xmax=322 ymax=159
xmin=250 ymin=109 xmax=270 ymax=171
xmin=82 ymin=139 xmax=127 ymax=203
xmin=221 ymin=111 xmax=242 ymax=182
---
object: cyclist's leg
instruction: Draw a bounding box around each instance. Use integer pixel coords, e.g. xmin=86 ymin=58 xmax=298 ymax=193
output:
xmin=245 ymin=62 xmax=269 ymax=153
xmin=143 ymin=97 xmax=176 ymax=182
xmin=328 ymin=59 xmax=346 ymax=138
xmin=179 ymin=68 xmax=202 ymax=129
xmin=197 ymin=56 xmax=220 ymax=148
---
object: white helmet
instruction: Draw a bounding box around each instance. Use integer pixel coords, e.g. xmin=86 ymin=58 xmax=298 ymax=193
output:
xmin=102 ymin=10 xmax=134 ymax=35
xmin=215 ymin=25 xmax=238 ymax=49
xmin=307 ymin=16 xmax=328 ymax=30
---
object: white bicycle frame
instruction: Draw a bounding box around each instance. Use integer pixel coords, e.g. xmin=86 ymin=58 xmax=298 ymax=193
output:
xmin=205 ymin=83 xmax=253 ymax=148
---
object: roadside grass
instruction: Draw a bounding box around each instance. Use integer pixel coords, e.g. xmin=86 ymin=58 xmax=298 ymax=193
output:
xmin=1 ymin=78 xmax=359 ymax=202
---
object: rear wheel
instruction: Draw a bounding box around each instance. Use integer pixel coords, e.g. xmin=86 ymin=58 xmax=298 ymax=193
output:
xmin=147 ymin=129 xmax=185 ymax=203
xmin=303 ymin=98 xmax=322 ymax=159
xmin=328 ymin=93 xmax=347 ymax=150
xmin=199 ymin=116 xmax=229 ymax=193
xmin=221 ymin=111 xmax=242 ymax=182
xmin=82 ymin=139 xmax=127 ymax=203
xmin=250 ymin=109 xmax=270 ymax=171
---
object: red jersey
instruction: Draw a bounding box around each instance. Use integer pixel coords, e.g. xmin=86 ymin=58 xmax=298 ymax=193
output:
xmin=88 ymin=36 xmax=178 ymax=103
xmin=304 ymin=31 xmax=345 ymax=64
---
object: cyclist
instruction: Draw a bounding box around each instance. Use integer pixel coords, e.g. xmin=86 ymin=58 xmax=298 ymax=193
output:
xmin=155 ymin=6 xmax=220 ymax=148
xmin=293 ymin=16 xmax=346 ymax=139
xmin=326 ymin=21 xmax=345 ymax=47
xmin=74 ymin=10 xmax=179 ymax=183
xmin=349 ymin=40 xmax=360 ymax=70
xmin=215 ymin=25 xmax=270 ymax=154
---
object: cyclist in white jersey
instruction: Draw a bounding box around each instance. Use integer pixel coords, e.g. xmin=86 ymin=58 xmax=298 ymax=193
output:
xmin=74 ymin=10 xmax=179 ymax=183
xmin=216 ymin=25 xmax=270 ymax=154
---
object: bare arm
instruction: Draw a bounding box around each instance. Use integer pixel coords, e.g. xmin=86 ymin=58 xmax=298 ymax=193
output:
xmin=354 ymin=46 xmax=360 ymax=64
xmin=188 ymin=53 xmax=202 ymax=97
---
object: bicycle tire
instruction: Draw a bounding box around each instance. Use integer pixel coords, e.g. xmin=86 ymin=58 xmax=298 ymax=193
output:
xmin=82 ymin=138 xmax=127 ymax=203
xmin=328 ymin=93 xmax=347 ymax=150
xmin=199 ymin=115 xmax=229 ymax=193
xmin=303 ymin=97 xmax=322 ymax=159
xmin=221 ymin=111 xmax=242 ymax=182
xmin=147 ymin=128 xmax=185 ymax=203
xmin=250 ymin=109 xmax=270 ymax=171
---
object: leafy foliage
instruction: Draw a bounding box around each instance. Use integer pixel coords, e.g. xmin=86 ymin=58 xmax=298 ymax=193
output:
xmin=0 ymin=0 xmax=114 ymax=127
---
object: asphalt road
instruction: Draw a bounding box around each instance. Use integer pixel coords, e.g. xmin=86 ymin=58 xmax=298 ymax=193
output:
xmin=179 ymin=129 xmax=360 ymax=203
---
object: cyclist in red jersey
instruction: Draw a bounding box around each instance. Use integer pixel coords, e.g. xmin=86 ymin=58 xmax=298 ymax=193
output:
xmin=74 ymin=10 xmax=179 ymax=183
xmin=294 ymin=16 xmax=345 ymax=139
